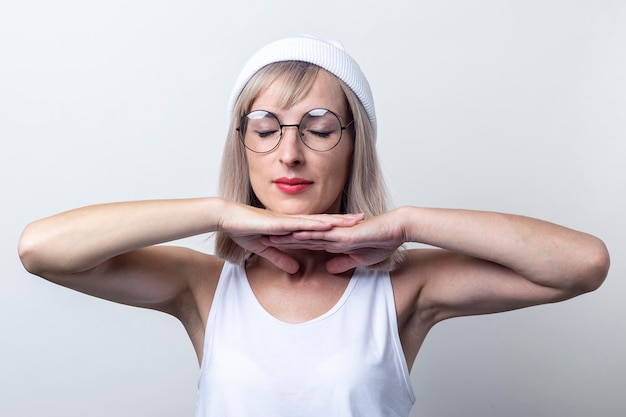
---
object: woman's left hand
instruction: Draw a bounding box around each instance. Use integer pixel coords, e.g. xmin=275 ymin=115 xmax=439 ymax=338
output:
xmin=262 ymin=209 xmax=405 ymax=273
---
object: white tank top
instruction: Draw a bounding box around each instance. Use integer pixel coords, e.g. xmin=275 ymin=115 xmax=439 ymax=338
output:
xmin=195 ymin=262 xmax=415 ymax=417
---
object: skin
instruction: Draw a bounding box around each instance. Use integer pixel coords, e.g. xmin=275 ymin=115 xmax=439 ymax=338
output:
xmin=17 ymin=70 xmax=610 ymax=373
xmin=247 ymin=70 xmax=354 ymax=216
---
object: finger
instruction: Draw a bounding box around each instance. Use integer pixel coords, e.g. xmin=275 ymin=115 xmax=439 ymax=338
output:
xmin=290 ymin=230 xmax=331 ymax=240
xmin=265 ymin=234 xmax=330 ymax=244
xmin=265 ymin=234 xmax=364 ymax=254
xmin=284 ymin=213 xmax=362 ymax=228
xmin=309 ymin=213 xmax=365 ymax=227
xmin=261 ymin=236 xmax=331 ymax=252
xmin=326 ymin=255 xmax=360 ymax=274
xmin=270 ymin=217 xmax=334 ymax=233
xmin=290 ymin=229 xmax=354 ymax=241
xmin=294 ymin=219 xmax=367 ymax=239
xmin=255 ymin=246 xmax=300 ymax=274
xmin=229 ymin=212 xmax=361 ymax=237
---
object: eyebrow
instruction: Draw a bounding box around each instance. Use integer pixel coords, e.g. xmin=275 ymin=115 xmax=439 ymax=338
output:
xmin=248 ymin=107 xmax=349 ymax=124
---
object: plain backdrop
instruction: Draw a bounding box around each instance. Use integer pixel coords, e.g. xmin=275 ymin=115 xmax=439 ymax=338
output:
xmin=1 ymin=1 xmax=624 ymax=416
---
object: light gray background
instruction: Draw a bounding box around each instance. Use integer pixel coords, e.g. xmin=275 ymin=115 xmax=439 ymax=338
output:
xmin=1 ymin=1 xmax=624 ymax=416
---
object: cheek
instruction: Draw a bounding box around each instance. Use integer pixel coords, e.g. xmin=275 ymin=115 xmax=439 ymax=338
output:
xmin=246 ymin=151 xmax=266 ymax=177
xmin=325 ymin=150 xmax=353 ymax=191
xmin=336 ymin=143 xmax=354 ymax=180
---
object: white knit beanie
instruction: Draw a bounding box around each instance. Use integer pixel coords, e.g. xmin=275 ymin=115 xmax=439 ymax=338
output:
xmin=227 ymin=35 xmax=377 ymax=139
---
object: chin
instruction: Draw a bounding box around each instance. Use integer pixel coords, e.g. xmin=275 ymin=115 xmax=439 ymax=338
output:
xmin=277 ymin=206 xmax=320 ymax=215
xmin=257 ymin=192 xmax=342 ymax=215
xmin=266 ymin=202 xmax=330 ymax=216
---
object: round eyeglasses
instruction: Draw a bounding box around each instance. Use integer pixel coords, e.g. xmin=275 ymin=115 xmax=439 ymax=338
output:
xmin=237 ymin=108 xmax=354 ymax=153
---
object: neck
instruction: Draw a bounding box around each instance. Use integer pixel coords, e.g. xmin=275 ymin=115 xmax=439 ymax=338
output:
xmin=250 ymin=250 xmax=345 ymax=279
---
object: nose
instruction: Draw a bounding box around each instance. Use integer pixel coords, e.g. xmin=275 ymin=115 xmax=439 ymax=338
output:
xmin=277 ymin=125 xmax=304 ymax=166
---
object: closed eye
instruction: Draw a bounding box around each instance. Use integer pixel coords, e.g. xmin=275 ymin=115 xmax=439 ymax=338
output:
xmin=256 ymin=130 xmax=279 ymax=138
xmin=306 ymin=130 xmax=333 ymax=139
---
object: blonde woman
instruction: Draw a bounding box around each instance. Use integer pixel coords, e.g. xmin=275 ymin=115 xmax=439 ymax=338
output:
xmin=18 ymin=36 xmax=610 ymax=416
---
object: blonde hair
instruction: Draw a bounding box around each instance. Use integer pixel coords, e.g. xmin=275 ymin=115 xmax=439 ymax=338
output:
xmin=216 ymin=61 xmax=403 ymax=270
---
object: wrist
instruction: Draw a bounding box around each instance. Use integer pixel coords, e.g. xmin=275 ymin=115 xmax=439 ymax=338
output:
xmin=205 ymin=197 xmax=230 ymax=232
xmin=394 ymin=205 xmax=427 ymax=244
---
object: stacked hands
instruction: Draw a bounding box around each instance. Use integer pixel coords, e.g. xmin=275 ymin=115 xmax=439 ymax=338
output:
xmin=220 ymin=205 xmax=403 ymax=274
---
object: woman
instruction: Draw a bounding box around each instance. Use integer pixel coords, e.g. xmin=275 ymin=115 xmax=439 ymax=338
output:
xmin=18 ymin=36 xmax=610 ymax=416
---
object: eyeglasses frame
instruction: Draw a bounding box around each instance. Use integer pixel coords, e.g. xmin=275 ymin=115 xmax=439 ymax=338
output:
xmin=237 ymin=108 xmax=354 ymax=153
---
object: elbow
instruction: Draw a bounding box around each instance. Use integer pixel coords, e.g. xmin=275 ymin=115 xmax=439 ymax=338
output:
xmin=18 ymin=222 xmax=50 ymax=277
xmin=575 ymin=236 xmax=610 ymax=294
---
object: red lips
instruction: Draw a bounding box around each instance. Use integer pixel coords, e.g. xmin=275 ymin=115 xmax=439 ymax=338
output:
xmin=273 ymin=177 xmax=313 ymax=194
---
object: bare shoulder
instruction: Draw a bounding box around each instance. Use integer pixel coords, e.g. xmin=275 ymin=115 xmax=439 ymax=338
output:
xmin=389 ymin=249 xmax=446 ymax=367
xmin=169 ymin=248 xmax=224 ymax=358
xmin=390 ymin=248 xmax=493 ymax=327
xmin=129 ymin=245 xmax=225 ymax=318
xmin=389 ymin=249 xmax=444 ymax=325
xmin=388 ymin=248 xmax=518 ymax=367
xmin=89 ymin=245 xmax=225 ymax=362
xmin=181 ymin=248 xmax=225 ymax=321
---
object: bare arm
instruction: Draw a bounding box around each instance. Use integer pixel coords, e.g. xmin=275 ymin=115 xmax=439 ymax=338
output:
xmin=17 ymin=198 xmax=228 ymax=314
xmin=395 ymin=207 xmax=610 ymax=324
xmin=19 ymin=199 xmax=221 ymax=276
xmin=17 ymin=198 xmax=358 ymax=314
xmin=265 ymin=206 xmax=610 ymax=324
